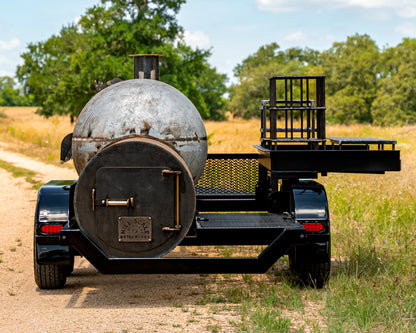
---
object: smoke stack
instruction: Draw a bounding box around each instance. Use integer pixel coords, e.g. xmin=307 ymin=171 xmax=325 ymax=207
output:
xmin=130 ymin=54 xmax=162 ymax=80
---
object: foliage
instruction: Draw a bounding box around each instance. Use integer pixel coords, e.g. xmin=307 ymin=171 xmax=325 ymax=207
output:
xmin=320 ymin=34 xmax=380 ymax=123
xmin=0 ymin=76 xmax=34 ymax=106
xmin=15 ymin=0 xmax=416 ymax=125
xmin=229 ymin=34 xmax=416 ymax=125
xmin=16 ymin=0 xmax=227 ymax=120
xmin=372 ymin=38 xmax=416 ymax=125
xmin=229 ymin=43 xmax=321 ymax=118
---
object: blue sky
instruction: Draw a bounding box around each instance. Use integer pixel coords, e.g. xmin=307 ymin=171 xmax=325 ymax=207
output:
xmin=1 ymin=0 xmax=416 ymax=82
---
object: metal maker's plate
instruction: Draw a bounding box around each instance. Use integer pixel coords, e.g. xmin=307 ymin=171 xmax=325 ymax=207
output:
xmin=118 ymin=216 xmax=152 ymax=243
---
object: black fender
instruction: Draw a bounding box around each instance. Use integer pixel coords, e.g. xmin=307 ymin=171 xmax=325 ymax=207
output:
xmin=34 ymin=180 xmax=76 ymax=265
xmin=290 ymin=179 xmax=330 ymax=263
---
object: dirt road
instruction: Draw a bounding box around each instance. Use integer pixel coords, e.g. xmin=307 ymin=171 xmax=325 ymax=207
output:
xmin=0 ymin=149 xmax=238 ymax=333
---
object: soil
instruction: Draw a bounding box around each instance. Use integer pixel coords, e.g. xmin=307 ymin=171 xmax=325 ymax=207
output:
xmin=0 ymin=148 xmax=239 ymax=333
xmin=0 ymin=147 xmax=326 ymax=332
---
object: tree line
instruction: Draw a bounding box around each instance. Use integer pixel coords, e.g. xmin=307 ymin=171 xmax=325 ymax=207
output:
xmin=0 ymin=76 xmax=33 ymax=106
xmin=2 ymin=0 xmax=416 ymax=125
xmin=230 ymin=35 xmax=416 ymax=126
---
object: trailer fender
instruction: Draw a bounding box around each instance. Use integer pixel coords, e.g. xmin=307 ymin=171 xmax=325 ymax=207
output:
xmin=290 ymin=179 xmax=330 ymax=263
xmin=34 ymin=180 xmax=76 ymax=265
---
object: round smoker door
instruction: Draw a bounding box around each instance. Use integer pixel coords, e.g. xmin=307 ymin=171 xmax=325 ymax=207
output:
xmin=74 ymin=137 xmax=196 ymax=258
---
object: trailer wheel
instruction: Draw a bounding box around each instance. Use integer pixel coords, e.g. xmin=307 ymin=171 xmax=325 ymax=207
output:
xmin=34 ymin=245 xmax=66 ymax=289
xmin=289 ymin=258 xmax=330 ymax=289
xmin=62 ymin=255 xmax=74 ymax=277
xmin=289 ymin=242 xmax=331 ymax=289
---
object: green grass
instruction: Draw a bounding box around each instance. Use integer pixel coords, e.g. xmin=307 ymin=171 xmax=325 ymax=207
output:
xmin=196 ymin=169 xmax=416 ymax=332
xmin=237 ymin=305 xmax=292 ymax=332
xmin=206 ymin=323 xmax=221 ymax=332
xmin=0 ymin=159 xmax=42 ymax=189
xmin=0 ymin=108 xmax=414 ymax=331
xmin=325 ymin=270 xmax=416 ymax=332
xmin=319 ymin=172 xmax=416 ymax=332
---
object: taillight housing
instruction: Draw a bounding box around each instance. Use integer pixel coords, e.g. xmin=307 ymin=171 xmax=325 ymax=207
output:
xmin=302 ymin=222 xmax=325 ymax=233
xmin=40 ymin=224 xmax=64 ymax=234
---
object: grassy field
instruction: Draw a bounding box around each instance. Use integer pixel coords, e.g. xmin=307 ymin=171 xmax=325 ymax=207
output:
xmin=0 ymin=106 xmax=415 ymax=331
xmin=0 ymin=107 xmax=74 ymax=166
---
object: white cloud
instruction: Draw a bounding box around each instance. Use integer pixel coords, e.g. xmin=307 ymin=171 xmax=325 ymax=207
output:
xmin=279 ymin=31 xmax=336 ymax=51
xmin=344 ymin=0 xmax=398 ymax=8
xmin=284 ymin=31 xmax=308 ymax=42
xmin=0 ymin=54 xmax=17 ymax=66
xmin=0 ymin=69 xmax=15 ymax=77
xmin=0 ymin=52 xmax=23 ymax=77
xmin=0 ymin=38 xmax=20 ymax=51
xmin=256 ymin=0 xmax=299 ymax=12
xmin=397 ymin=6 xmax=416 ymax=18
xmin=396 ymin=22 xmax=416 ymax=36
xmin=256 ymin=0 xmax=416 ymax=16
xmin=73 ymin=16 xmax=82 ymax=25
xmin=182 ymin=30 xmax=211 ymax=49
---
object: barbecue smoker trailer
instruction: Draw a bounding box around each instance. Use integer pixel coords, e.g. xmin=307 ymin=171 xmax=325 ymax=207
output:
xmin=34 ymin=55 xmax=401 ymax=289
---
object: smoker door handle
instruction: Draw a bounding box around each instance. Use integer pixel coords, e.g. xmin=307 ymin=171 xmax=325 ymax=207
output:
xmin=103 ymin=198 xmax=134 ymax=207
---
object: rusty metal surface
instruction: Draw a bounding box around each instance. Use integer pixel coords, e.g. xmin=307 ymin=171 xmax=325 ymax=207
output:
xmin=74 ymin=137 xmax=196 ymax=258
xmin=72 ymin=79 xmax=207 ymax=182
xmin=118 ymin=216 xmax=152 ymax=243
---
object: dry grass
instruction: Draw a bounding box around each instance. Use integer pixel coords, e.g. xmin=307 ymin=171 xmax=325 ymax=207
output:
xmin=1 ymin=106 xmax=414 ymax=213
xmin=2 ymin=105 xmax=415 ymax=153
xmin=205 ymin=116 xmax=259 ymax=153
xmin=1 ymin=107 xmax=415 ymax=211
xmin=0 ymin=106 xmax=415 ymax=331
xmin=0 ymin=107 xmax=74 ymax=167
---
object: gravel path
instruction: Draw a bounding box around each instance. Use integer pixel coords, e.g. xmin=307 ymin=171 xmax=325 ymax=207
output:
xmin=0 ymin=149 xmax=238 ymax=333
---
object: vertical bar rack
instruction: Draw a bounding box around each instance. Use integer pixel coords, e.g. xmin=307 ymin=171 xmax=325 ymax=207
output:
xmin=261 ymin=76 xmax=326 ymax=150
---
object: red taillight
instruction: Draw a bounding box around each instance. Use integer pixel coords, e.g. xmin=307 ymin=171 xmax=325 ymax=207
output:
xmin=302 ymin=222 xmax=324 ymax=232
xmin=40 ymin=225 xmax=64 ymax=234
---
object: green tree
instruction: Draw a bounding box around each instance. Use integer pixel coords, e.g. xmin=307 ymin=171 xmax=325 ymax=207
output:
xmin=0 ymin=76 xmax=33 ymax=106
xmin=229 ymin=43 xmax=320 ymax=118
xmin=372 ymin=38 xmax=416 ymax=125
xmin=230 ymin=34 xmax=415 ymax=124
xmin=17 ymin=0 xmax=227 ymax=120
xmin=320 ymin=34 xmax=380 ymax=123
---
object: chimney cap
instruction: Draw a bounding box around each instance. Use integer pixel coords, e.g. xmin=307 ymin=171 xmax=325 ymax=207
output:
xmin=129 ymin=54 xmax=164 ymax=57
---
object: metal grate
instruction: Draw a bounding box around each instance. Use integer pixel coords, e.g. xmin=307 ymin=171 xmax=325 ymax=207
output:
xmin=196 ymin=154 xmax=259 ymax=196
xmin=197 ymin=213 xmax=299 ymax=229
xmin=261 ymin=76 xmax=326 ymax=149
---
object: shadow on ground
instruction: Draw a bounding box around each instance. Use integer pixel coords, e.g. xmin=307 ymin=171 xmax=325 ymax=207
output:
xmin=36 ymin=258 xmax=208 ymax=309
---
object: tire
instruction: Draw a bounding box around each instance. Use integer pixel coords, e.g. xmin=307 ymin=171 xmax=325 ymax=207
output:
xmin=289 ymin=257 xmax=330 ymax=289
xmin=62 ymin=255 xmax=74 ymax=277
xmin=33 ymin=243 xmax=67 ymax=289
xmin=289 ymin=242 xmax=331 ymax=289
